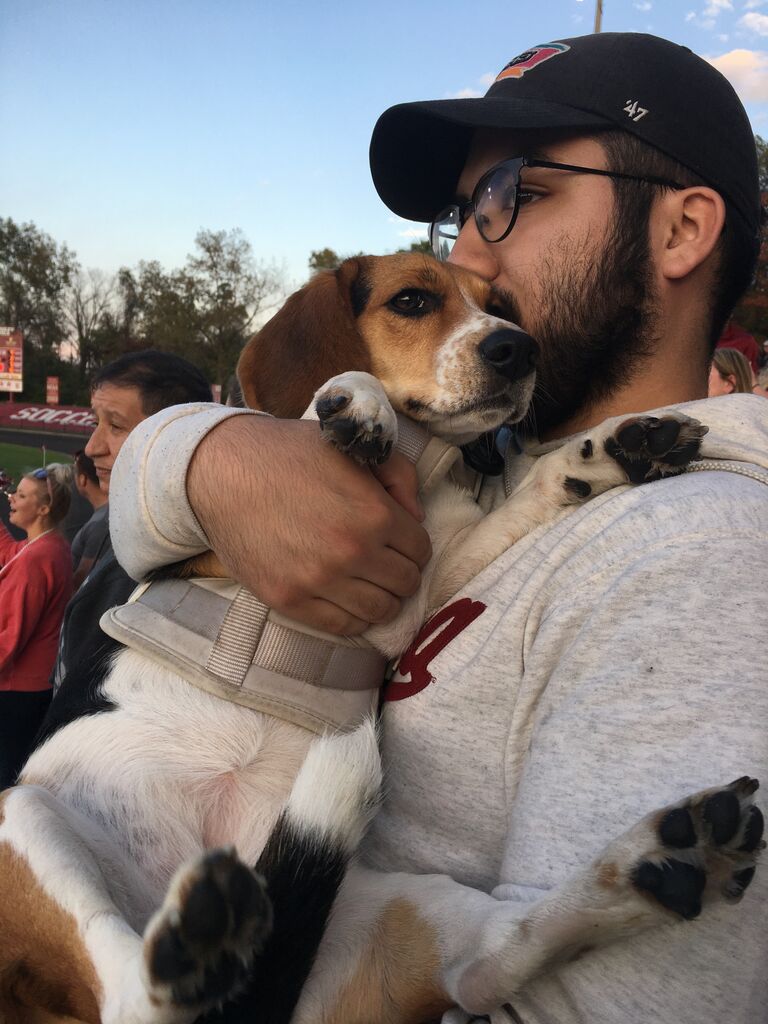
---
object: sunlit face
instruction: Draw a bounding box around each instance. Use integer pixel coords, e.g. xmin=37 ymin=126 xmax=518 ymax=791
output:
xmin=8 ymin=477 xmax=48 ymax=532
xmin=708 ymin=364 xmax=734 ymax=396
xmin=84 ymin=383 xmax=146 ymax=493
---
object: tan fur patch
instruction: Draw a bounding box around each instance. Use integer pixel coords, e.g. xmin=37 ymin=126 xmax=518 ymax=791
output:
xmin=0 ymin=814 xmax=102 ymax=1024
xmin=324 ymin=898 xmax=450 ymax=1024
xmin=597 ymin=861 xmax=620 ymax=889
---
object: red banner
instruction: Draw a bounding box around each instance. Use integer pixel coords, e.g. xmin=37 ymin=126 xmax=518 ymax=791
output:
xmin=0 ymin=402 xmax=95 ymax=435
xmin=46 ymin=376 xmax=60 ymax=405
xmin=0 ymin=328 xmax=23 ymax=393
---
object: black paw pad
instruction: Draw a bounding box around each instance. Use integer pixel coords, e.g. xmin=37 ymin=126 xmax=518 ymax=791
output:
xmin=227 ymin=863 xmax=266 ymax=934
xmin=616 ymin=420 xmax=653 ymax=453
xmin=150 ymin=926 xmax=196 ymax=982
xmin=645 ymin=419 xmax=681 ymax=456
xmin=658 ymin=807 xmax=697 ymax=849
xmin=703 ymin=790 xmax=741 ymax=845
xmin=324 ymin=416 xmax=358 ymax=447
xmin=633 ymin=859 xmax=706 ymax=920
xmin=316 ymin=394 xmax=350 ymax=420
xmin=603 ymin=437 xmax=652 ymax=484
xmin=739 ymin=805 xmax=765 ymax=853
xmin=199 ymin=950 xmax=246 ymax=1001
xmin=180 ymin=876 xmax=229 ymax=949
xmin=580 ymin=439 xmax=593 ymax=459
xmin=564 ymin=476 xmax=592 ymax=499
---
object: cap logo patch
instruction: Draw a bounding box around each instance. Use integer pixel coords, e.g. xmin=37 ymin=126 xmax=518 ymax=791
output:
xmin=495 ymin=43 xmax=570 ymax=81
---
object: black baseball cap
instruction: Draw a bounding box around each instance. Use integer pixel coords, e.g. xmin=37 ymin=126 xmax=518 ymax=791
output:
xmin=370 ymin=33 xmax=761 ymax=242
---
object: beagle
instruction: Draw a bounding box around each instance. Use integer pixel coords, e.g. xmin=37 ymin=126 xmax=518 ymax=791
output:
xmin=0 ymin=253 xmax=762 ymax=1024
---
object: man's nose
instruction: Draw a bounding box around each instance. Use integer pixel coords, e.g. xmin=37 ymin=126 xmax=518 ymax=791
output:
xmin=447 ymin=217 xmax=500 ymax=282
xmin=478 ymin=329 xmax=539 ymax=383
xmin=84 ymin=427 xmax=104 ymax=457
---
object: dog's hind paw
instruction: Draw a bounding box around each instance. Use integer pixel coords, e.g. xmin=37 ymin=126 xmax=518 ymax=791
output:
xmin=597 ymin=776 xmax=764 ymax=922
xmin=143 ymin=847 xmax=272 ymax=1013
xmin=315 ymin=371 xmax=397 ymax=465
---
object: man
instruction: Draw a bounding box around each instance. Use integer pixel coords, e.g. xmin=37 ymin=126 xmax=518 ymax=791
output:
xmin=110 ymin=34 xmax=767 ymax=1022
xmin=69 ymin=450 xmax=109 ymax=588
xmin=47 ymin=349 xmax=212 ymax=704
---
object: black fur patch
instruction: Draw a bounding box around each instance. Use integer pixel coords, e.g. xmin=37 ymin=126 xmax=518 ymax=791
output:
xmin=33 ymin=638 xmax=120 ymax=750
xmin=206 ymin=812 xmax=347 ymax=1024
xmin=349 ymin=271 xmax=371 ymax=319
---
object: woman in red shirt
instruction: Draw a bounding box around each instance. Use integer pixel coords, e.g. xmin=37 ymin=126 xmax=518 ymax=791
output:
xmin=0 ymin=465 xmax=73 ymax=787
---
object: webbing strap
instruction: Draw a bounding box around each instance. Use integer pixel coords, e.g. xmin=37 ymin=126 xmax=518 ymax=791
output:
xmin=685 ymin=458 xmax=768 ymax=487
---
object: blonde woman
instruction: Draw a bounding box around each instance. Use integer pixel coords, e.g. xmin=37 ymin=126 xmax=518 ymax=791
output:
xmin=708 ymin=347 xmax=754 ymax=396
xmin=0 ymin=464 xmax=73 ymax=787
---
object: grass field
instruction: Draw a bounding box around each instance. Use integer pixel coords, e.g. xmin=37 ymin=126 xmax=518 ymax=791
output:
xmin=0 ymin=441 xmax=73 ymax=486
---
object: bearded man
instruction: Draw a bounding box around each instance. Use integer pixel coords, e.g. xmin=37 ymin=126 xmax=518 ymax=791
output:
xmin=108 ymin=33 xmax=767 ymax=1023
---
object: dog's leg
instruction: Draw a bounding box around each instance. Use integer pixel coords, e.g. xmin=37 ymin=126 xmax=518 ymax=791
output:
xmin=207 ymin=718 xmax=383 ymax=1024
xmin=429 ymin=412 xmax=707 ymax=610
xmin=294 ymin=778 xmax=762 ymax=1024
xmin=0 ymin=786 xmax=271 ymax=1024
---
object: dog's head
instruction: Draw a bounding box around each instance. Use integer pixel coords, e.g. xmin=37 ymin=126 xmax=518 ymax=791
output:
xmin=237 ymin=253 xmax=538 ymax=443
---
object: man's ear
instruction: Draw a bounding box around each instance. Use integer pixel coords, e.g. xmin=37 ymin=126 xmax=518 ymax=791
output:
xmin=657 ymin=186 xmax=726 ymax=281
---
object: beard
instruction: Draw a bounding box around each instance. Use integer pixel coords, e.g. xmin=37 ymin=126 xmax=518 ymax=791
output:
xmin=497 ymin=215 xmax=660 ymax=439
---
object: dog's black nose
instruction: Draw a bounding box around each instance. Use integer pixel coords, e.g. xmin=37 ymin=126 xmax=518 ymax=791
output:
xmin=478 ymin=329 xmax=538 ymax=383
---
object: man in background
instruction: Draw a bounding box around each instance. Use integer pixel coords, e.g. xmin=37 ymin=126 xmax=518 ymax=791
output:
xmin=46 ymin=349 xmax=212 ymax=711
xmin=69 ymin=449 xmax=109 ymax=588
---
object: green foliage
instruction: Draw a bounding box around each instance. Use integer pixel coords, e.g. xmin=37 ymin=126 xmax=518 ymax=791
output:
xmin=0 ymin=218 xmax=286 ymax=403
xmin=397 ymin=239 xmax=431 ymax=255
xmin=309 ymin=248 xmax=341 ymax=273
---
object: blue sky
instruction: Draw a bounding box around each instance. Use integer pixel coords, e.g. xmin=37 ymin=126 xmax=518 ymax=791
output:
xmin=1 ymin=0 xmax=766 ymax=290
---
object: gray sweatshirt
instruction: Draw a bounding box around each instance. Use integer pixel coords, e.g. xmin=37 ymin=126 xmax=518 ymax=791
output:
xmin=110 ymin=394 xmax=768 ymax=1023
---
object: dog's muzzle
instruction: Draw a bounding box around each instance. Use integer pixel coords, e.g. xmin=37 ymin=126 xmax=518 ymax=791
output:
xmin=478 ymin=329 xmax=538 ymax=384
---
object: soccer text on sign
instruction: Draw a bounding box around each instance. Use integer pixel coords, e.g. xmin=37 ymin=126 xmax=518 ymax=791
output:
xmin=0 ymin=329 xmax=23 ymax=393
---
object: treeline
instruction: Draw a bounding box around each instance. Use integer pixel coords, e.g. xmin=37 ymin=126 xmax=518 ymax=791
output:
xmin=0 ymin=218 xmax=285 ymax=405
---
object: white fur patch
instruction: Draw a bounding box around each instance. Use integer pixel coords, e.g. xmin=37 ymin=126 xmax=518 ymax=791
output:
xmin=286 ymin=717 xmax=382 ymax=854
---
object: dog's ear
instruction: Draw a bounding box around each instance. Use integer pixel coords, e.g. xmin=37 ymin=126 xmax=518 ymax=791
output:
xmin=237 ymin=257 xmax=373 ymax=418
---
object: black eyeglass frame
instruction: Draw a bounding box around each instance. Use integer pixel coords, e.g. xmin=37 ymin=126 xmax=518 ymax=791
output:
xmin=429 ymin=156 xmax=686 ymax=258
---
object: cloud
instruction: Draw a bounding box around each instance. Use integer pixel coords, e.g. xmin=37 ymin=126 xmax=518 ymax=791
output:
xmin=703 ymin=0 xmax=732 ymax=13
xmin=447 ymin=71 xmax=495 ymax=100
xmin=634 ymin=0 xmax=652 ymax=9
xmin=706 ymin=47 xmax=768 ymax=100
xmin=397 ymin=227 xmax=429 ymax=239
xmin=740 ymin=11 xmax=768 ymax=31
xmin=744 ymin=0 xmax=765 ymax=9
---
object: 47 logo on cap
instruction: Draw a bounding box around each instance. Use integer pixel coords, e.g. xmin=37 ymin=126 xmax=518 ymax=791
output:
xmin=495 ymin=43 xmax=570 ymax=81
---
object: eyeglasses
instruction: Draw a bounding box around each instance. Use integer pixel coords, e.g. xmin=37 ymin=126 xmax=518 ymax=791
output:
xmin=429 ymin=156 xmax=685 ymax=261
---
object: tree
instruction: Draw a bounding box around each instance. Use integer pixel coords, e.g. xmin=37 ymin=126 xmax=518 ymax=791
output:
xmin=0 ymin=217 xmax=79 ymax=400
xmin=397 ymin=239 xmax=432 ymax=255
xmin=64 ymin=268 xmax=119 ymax=393
xmin=309 ymin=248 xmax=341 ymax=273
xmin=756 ymin=135 xmax=768 ymax=192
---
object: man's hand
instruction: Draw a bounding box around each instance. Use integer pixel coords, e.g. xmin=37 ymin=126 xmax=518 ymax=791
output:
xmin=187 ymin=415 xmax=431 ymax=635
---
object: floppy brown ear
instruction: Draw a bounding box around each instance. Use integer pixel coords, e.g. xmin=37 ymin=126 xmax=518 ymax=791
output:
xmin=237 ymin=257 xmax=373 ymax=418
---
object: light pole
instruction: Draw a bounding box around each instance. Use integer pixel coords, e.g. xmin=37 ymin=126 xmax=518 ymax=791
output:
xmin=594 ymin=0 xmax=603 ymax=32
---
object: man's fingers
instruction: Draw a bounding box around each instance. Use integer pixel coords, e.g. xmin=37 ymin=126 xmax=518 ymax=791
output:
xmin=280 ymin=597 xmax=372 ymax=637
xmin=382 ymin=503 xmax=432 ymax=569
xmin=373 ymin=453 xmax=424 ymax=522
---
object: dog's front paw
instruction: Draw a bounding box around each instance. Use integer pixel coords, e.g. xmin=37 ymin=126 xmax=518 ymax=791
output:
xmin=606 ymin=777 xmax=764 ymax=921
xmin=315 ymin=371 xmax=397 ymax=465
xmin=602 ymin=412 xmax=707 ymax=483
xmin=143 ymin=847 xmax=272 ymax=1013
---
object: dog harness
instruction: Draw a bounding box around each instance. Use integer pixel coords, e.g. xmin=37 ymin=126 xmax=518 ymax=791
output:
xmin=101 ymin=416 xmax=474 ymax=735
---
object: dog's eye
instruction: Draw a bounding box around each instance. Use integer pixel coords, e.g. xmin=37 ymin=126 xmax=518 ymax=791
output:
xmin=387 ymin=290 xmax=436 ymax=317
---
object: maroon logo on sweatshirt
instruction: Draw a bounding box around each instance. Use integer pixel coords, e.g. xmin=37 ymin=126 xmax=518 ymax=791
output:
xmin=382 ymin=597 xmax=487 ymax=701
